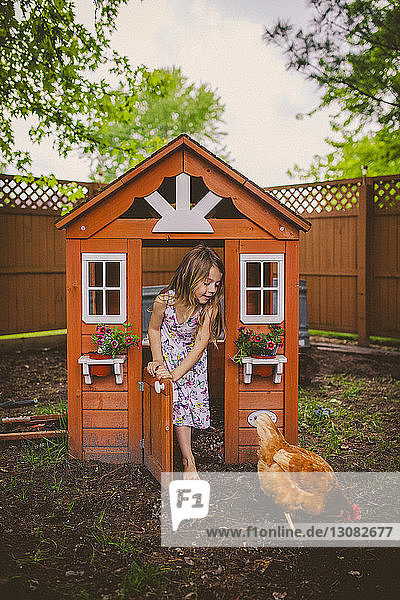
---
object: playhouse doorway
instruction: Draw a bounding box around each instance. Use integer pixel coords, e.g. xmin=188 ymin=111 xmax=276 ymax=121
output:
xmin=141 ymin=241 xmax=225 ymax=474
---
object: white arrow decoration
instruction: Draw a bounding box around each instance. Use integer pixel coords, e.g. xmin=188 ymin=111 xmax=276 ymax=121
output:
xmin=145 ymin=173 xmax=222 ymax=233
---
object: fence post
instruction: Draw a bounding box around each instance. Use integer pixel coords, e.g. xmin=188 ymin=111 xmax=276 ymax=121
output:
xmin=357 ymin=177 xmax=374 ymax=346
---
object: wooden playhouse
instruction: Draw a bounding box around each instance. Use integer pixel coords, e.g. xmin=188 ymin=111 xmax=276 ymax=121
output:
xmin=56 ymin=135 xmax=310 ymax=481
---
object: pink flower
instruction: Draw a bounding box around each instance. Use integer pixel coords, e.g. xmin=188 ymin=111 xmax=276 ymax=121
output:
xmin=253 ymin=335 xmax=262 ymax=343
xmin=99 ymin=326 xmax=107 ymax=334
xmin=266 ymin=341 xmax=276 ymax=350
xmin=111 ymin=340 xmax=118 ymax=348
xmin=126 ymin=336 xmax=133 ymax=345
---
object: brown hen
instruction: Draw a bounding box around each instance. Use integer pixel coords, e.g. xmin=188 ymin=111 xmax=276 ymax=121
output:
xmin=256 ymin=413 xmax=358 ymax=528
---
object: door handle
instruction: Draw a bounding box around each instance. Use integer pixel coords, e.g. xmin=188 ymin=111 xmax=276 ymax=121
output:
xmin=154 ymin=380 xmax=165 ymax=394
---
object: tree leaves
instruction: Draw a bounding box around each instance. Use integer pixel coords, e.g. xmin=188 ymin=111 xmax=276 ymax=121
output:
xmin=264 ymin=0 xmax=400 ymax=179
xmin=85 ymin=67 xmax=229 ymax=182
xmin=264 ymin=0 xmax=400 ymax=131
xmin=1 ymin=2 xmax=228 ymax=185
xmin=288 ymin=129 xmax=400 ymax=180
xmin=0 ymin=0 xmax=160 ymax=172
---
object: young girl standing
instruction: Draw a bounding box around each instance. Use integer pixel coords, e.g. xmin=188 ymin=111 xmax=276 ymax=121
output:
xmin=146 ymin=244 xmax=224 ymax=479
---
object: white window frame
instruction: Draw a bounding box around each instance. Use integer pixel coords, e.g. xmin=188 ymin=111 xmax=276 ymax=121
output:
xmin=240 ymin=253 xmax=284 ymax=324
xmin=82 ymin=253 xmax=126 ymax=324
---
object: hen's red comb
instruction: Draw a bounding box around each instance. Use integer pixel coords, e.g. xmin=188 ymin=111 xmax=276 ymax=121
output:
xmin=339 ymin=504 xmax=360 ymax=522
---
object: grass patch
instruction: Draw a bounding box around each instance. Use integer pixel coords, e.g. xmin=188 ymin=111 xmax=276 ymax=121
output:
xmin=88 ymin=510 xmax=142 ymax=564
xmin=310 ymin=329 xmax=400 ymax=347
xmin=370 ymin=335 xmax=400 ymax=346
xmin=324 ymin=373 xmax=366 ymax=399
xmin=50 ymin=472 xmax=64 ymax=494
xmin=20 ymin=436 xmax=68 ymax=468
xmin=88 ymin=510 xmax=109 ymax=561
xmin=84 ymin=510 xmax=169 ymax=595
xmin=310 ymin=329 xmax=358 ymax=341
xmin=0 ymin=329 xmax=66 ymax=340
xmin=34 ymin=399 xmax=67 ymax=416
xmin=299 ymin=374 xmax=400 ymax=470
xmin=14 ymin=537 xmax=61 ymax=567
xmin=52 ymin=583 xmax=92 ymax=600
xmin=120 ymin=559 xmax=171 ymax=598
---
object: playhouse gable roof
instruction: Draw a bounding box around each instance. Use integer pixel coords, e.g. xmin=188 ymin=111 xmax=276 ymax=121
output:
xmin=55 ymin=134 xmax=311 ymax=236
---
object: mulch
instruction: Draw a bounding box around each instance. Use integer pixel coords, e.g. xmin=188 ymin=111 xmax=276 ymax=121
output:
xmin=0 ymin=342 xmax=399 ymax=599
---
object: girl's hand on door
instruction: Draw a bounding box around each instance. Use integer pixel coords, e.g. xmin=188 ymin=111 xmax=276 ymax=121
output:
xmin=146 ymin=361 xmax=162 ymax=377
xmin=155 ymin=365 xmax=173 ymax=381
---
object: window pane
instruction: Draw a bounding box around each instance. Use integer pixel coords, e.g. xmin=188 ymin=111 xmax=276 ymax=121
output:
xmin=89 ymin=290 xmax=103 ymax=315
xmin=263 ymin=262 xmax=278 ymax=287
xmin=106 ymin=262 xmax=120 ymax=287
xmin=88 ymin=262 xmax=103 ymax=287
xmin=106 ymin=290 xmax=120 ymax=315
xmin=263 ymin=290 xmax=278 ymax=315
xmin=246 ymin=290 xmax=261 ymax=315
xmin=246 ymin=262 xmax=261 ymax=287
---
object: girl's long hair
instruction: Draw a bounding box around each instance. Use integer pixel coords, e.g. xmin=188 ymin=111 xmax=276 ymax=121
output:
xmin=162 ymin=244 xmax=225 ymax=344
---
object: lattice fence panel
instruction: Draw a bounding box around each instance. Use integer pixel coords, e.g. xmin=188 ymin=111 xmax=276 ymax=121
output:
xmin=2 ymin=173 xmax=399 ymax=217
xmin=373 ymin=176 xmax=400 ymax=212
xmin=0 ymin=175 xmax=101 ymax=214
xmin=265 ymin=180 xmax=361 ymax=214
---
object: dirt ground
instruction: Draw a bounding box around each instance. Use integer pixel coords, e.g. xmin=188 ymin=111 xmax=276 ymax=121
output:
xmin=0 ymin=341 xmax=399 ymax=599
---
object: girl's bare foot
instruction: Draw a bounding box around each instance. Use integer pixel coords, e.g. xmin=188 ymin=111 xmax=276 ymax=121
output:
xmin=182 ymin=455 xmax=200 ymax=480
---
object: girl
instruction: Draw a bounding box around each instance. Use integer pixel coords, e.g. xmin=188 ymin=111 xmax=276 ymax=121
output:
xmin=146 ymin=244 xmax=224 ymax=479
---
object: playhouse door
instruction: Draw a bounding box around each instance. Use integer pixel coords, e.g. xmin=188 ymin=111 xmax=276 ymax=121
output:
xmin=142 ymin=370 xmax=173 ymax=484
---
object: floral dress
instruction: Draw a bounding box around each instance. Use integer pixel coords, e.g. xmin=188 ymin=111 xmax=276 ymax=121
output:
xmin=160 ymin=290 xmax=210 ymax=429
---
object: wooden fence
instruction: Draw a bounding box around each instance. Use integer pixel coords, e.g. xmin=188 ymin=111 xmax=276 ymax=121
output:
xmin=1 ymin=173 xmax=399 ymax=342
xmin=266 ymin=174 xmax=400 ymax=343
xmin=0 ymin=176 xmax=101 ymax=335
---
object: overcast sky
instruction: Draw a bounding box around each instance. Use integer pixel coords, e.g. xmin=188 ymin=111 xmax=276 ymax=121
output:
xmin=9 ymin=0 xmax=335 ymax=186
